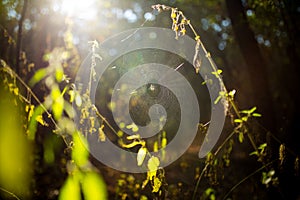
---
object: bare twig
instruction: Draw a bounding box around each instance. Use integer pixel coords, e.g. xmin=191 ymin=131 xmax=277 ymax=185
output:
xmin=0 ymin=187 xmax=21 ymax=200
xmin=222 ymin=159 xmax=277 ymax=200
xmin=0 ymin=60 xmax=69 ymax=145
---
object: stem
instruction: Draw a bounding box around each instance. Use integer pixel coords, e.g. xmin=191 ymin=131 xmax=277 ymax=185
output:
xmin=192 ymin=130 xmax=236 ymax=200
xmin=0 ymin=187 xmax=21 ymax=200
xmin=0 ymin=61 xmax=68 ymax=145
xmin=151 ymin=5 xmax=268 ymax=198
xmin=92 ymin=105 xmax=118 ymax=136
xmin=222 ymin=159 xmax=277 ymax=200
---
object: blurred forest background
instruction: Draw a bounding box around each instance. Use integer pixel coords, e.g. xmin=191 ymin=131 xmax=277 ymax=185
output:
xmin=0 ymin=0 xmax=300 ymax=199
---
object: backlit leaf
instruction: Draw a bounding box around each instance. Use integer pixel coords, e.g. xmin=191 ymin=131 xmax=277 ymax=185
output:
xmin=75 ymin=94 xmax=82 ymax=107
xmin=58 ymin=175 xmax=81 ymax=200
xmin=252 ymin=113 xmax=262 ymax=117
xmin=153 ymin=141 xmax=158 ymax=152
xmin=238 ymin=132 xmax=244 ymax=143
xmin=127 ymin=134 xmax=140 ymax=140
xmin=234 ymin=119 xmax=243 ymax=123
xmin=81 ymin=172 xmax=107 ymax=200
xmin=147 ymin=156 xmax=160 ymax=172
xmin=35 ymin=115 xmax=48 ymax=126
xmin=72 ymin=131 xmax=89 ymax=167
xmin=29 ymin=68 xmax=47 ymax=87
xmin=68 ymin=90 xmax=75 ymax=103
xmin=52 ymin=96 xmax=64 ymax=120
xmin=28 ymin=105 xmax=44 ymax=140
xmin=55 ymin=68 xmax=64 ymax=82
xmin=152 ymin=177 xmax=162 ymax=193
xmin=137 ymin=147 xmax=147 ymax=166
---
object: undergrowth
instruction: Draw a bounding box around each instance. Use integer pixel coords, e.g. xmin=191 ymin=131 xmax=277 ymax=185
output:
xmin=0 ymin=3 xmax=299 ymax=200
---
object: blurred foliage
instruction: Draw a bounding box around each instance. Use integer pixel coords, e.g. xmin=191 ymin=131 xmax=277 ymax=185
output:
xmin=0 ymin=0 xmax=299 ymax=199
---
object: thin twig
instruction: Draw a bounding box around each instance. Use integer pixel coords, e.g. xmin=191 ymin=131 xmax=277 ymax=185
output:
xmin=0 ymin=187 xmax=21 ymax=200
xmin=0 ymin=60 xmax=68 ymax=145
xmin=92 ymin=105 xmax=118 ymax=136
xmin=192 ymin=129 xmax=236 ymax=200
xmin=222 ymin=159 xmax=277 ymax=200
xmin=151 ymin=5 xmax=266 ymax=198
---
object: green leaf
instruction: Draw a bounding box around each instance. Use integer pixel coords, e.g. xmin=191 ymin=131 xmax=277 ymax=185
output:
xmin=51 ymin=86 xmax=61 ymax=101
xmin=249 ymin=151 xmax=258 ymax=156
xmin=238 ymin=132 xmax=244 ymax=143
xmin=241 ymin=107 xmax=257 ymax=114
xmin=249 ymin=106 xmax=257 ymax=113
xmin=52 ymin=97 xmax=64 ymax=120
xmin=234 ymin=119 xmax=243 ymax=123
xmin=137 ymin=147 xmax=147 ymax=166
xmin=55 ymin=68 xmax=64 ymax=82
xmin=258 ymin=143 xmax=267 ymax=150
xmin=72 ymin=131 xmax=89 ymax=167
xmin=59 ymin=175 xmax=81 ymax=200
xmin=241 ymin=116 xmax=248 ymax=121
xmin=211 ymin=69 xmax=222 ymax=77
xmin=68 ymin=90 xmax=75 ymax=103
xmin=81 ymin=172 xmax=107 ymax=200
xmin=28 ymin=105 xmax=44 ymax=140
xmin=252 ymin=113 xmax=262 ymax=117
xmin=29 ymin=68 xmax=47 ymax=87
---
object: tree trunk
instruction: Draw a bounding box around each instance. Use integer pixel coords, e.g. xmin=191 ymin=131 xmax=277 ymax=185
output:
xmin=225 ymin=0 xmax=276 ymax=131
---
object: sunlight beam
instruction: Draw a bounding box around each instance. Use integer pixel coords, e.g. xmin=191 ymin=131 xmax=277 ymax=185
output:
xmin=60 ymin=0 xmax=97 ymax=20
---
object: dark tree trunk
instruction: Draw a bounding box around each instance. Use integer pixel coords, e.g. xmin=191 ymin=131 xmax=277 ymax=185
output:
xmin=225 ymin=0 xmax=276 ymax=131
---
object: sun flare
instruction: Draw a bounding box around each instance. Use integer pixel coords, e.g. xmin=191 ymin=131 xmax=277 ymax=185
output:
xmin=60 ymin=0 xmax=97 ymax=19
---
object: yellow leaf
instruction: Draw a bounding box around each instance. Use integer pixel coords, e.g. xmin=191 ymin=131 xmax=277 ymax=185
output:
xmin=147 ymin=156 xmax=160 ymax=172
xmin=121 ymin=140 xmax=144 ymax=149
xmin=58 ymin=175 xmax=81 ymax=200
xmin=27 ymin=105 xmax=34 ymax=121
xmin=153 ymin=141 xmax=158 ymax=152
xmin=72 ymin=131 xmax=89 ymax=167
xmin=126 ymin=134 xmax=140 ymax=140
xmin=68 ymin=90 xmax=75 ymax=103
xmin=161 ymin=135 xmax=167 ymax=148
xmin=52 ymin=96 xmax=64 ymax=120
xmin=35 ymin=115 xmax=48 ymax=126
xmin=126 ymin=123 xmax=139 ymax=132
xmin=75 ymin=94 xmax=82 ymax=107
xmin=13 ymin=87 xmax=19 ymax=96
xmin=137 ymin=147 xmax=147 ymax=166
xmin=147 ymin=170 xmax=156 ymax=181
xmin=117 ymin=130 xmax=123 ymax=137
xmin=171 ymin=9 xmax=176 ymax=19
xmin=81 ymin=172 xmax=108 ymax=200
xmin=152 ymin=177 xmax=162 ymax=193
xmin=98 ymin=125 xmax=106 ymax=142
xmin=55 ymin=68 xmax=64 ymax=82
